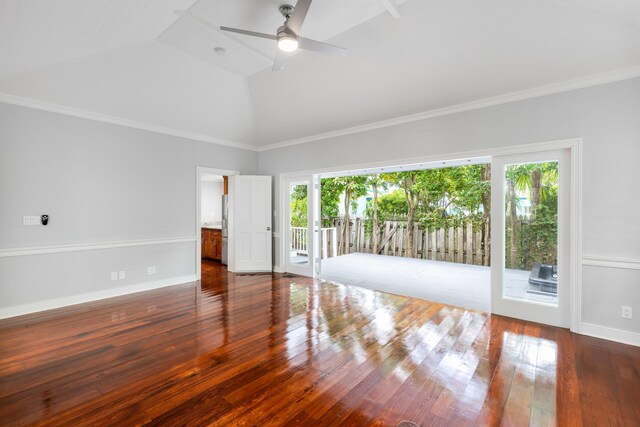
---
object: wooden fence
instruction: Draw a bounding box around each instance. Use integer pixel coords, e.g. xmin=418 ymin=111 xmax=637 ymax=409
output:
xmin=328 ymin=218 xmax=490 ymax=266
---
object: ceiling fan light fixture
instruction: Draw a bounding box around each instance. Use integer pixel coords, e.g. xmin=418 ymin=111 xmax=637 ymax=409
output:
xmin=277 ymin=35 xmax=299 ymax=52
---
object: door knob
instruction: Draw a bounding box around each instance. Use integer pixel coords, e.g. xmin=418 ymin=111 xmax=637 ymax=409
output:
xmin=267 ymin=227 xmax=271 ymax=231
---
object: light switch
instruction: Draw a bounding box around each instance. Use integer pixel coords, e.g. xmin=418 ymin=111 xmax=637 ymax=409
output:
xmin=23 ymin=216 xmax=40 ymax=225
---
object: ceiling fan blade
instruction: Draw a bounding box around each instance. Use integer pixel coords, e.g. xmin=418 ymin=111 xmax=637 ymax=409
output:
xmin=219 ymin=26 xmax=276 ymax=41
xmin=272 ymin=49 xmax=293 ymax=71
xmin=286 ymin=0 xmax=312 ymax=35
xmin=298 ymin=37 xmax=348 ymax=56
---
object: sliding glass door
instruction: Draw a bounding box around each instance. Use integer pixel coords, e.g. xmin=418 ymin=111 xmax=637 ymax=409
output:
xmin=491 ymin=149 xmax=570 ymax=327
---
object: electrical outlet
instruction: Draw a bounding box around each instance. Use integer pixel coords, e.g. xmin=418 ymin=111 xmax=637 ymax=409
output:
xmin=147 ymin=266 xmax=156 ymax=275
xmin=110 ymin=272 xmax=118 ymax=281
xmin=23 ymin=216 xmax=40 ymax=225
xmin=622 ymin=306 xmax=633 ymax=319
xmin=118 ymin=270 xmax=126 ymax=280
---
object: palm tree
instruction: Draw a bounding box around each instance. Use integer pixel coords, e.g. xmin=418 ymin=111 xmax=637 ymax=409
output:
xmin=506 ymin=162 xmax=558 ymax=269
xmin=506 ymin=177 xmax=519 ymax=269
xmin=513 ymin=163 xmax=558 ymax=217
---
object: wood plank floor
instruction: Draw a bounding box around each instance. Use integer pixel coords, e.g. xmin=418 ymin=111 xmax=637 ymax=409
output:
xmin=1 ymin=260 xmax=639 ymax=426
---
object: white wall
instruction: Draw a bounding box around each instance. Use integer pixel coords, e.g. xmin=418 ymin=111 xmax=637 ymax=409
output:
xmin=259 ymin=77 xmax=640 ymax=340
xmin=201 ymin=180 xmax=223 ymax=224
xmin=0 ymin=103 xmax=257 ymax=316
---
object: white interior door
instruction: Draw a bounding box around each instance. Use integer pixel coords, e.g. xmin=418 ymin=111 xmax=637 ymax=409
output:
xmin=491 ymin=149 xmax=571 ymax=327
xmin=233 ymin=175 xmax=272 ymax=272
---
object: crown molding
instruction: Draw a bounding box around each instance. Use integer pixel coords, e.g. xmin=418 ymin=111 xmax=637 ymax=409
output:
xmin=2 ymin=66 xmax=640 ymax=154
xmin=0 ymin=93 xmax=259 ymax=152
xmin=255 ymin=65 xmax=640 ymax=152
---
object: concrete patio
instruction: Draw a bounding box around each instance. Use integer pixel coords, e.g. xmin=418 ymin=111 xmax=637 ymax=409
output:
xmin=319 ymin=253 xmax=557 ymax=311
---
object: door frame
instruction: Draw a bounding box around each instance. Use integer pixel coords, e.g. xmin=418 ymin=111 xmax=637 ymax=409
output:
xmin=196 ymin=166 xmax=239 ymax=279
xmin=277 ymin=138 xmax=582 ymax=332
xmin=491 ymin=149 xmax=571 ymax=327
xmin=281 ymin=174 xmax=315 ymax=277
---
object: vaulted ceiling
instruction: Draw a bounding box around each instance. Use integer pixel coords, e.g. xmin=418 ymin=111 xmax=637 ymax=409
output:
xmin=1 ymin=0 xmax=640 ymax=149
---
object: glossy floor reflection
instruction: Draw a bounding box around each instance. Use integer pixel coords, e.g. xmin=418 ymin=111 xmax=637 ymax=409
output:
xmin=0 ymin=260 xmax=639 ymax=426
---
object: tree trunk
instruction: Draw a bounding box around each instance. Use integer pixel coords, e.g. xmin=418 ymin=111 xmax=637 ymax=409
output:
xmin=405 ymin=203 xmax=415 ymax=257
xmin=342 ymin=187 xmax=351 ymax=255
xmin=481 ymin=164 xmax=491 ymax=266
xmin=507 ymin=180 xmax=518 ymax=269
xmin=372 ymin=183 xmax=379 ymax=254
xmin=530 ymin=168 xmax=542 ymax=215
xmin=403 ymin=177 xmax=417 ymax=257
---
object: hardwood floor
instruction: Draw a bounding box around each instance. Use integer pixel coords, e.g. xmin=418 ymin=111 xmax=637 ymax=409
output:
xmin=1 ymin=260 xmax=639 ymax=426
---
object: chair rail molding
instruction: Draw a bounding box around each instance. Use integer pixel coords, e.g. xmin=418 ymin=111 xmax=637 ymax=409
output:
xmin=0 ymin=236 xmax=196 ymax=258
xmin=582 ymin=255 xmax=640 ymax=270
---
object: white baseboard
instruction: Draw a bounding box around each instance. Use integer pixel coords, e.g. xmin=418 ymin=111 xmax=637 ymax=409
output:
xmin=580 ymin=322 xmax=640 ymax=347
xmin=0 ymin=275 xmax=197 ymax=320
xmin=273 ymin=265 xmax=284 ymax=273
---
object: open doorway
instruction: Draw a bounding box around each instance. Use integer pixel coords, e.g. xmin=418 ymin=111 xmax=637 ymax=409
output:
xmin=310 ymin=155 xmax=568 ymax=316
xmin=280 ymin=140 xmax=579 ymax=329
xmin=201 ymin=173 xmax=227 ymax=265
xmin=196 ymin=167 xmax=238 ymax=281
xmin=315 ymin=158 xmax=494 ymax=311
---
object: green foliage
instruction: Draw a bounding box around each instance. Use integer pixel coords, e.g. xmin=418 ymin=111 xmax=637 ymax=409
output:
xmin=521 ymin=188 xmax=558 ymax=269
xmin=320 ymin=176 xmax=367 ymax=226
xmin=294 ymin=161 xmax=556 ymax=269
xmin=289 ymin=184 xmax=308 ymax=227
xmin=320 ymin=178 xmax=343 ymax=226
xmin=372 ymin=189 xmax=407 ymax=218
xmin=504 ymin=162 xmax=559 ymax=270
xmin=366 ymin=165 xmax=488 ymax=229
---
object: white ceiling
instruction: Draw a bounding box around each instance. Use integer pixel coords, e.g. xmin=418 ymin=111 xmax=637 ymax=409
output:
xmin=1 ymin=0 xmax=639 ymax=148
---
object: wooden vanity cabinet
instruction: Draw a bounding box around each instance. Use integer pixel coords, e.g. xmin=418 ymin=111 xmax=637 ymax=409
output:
xmin=202 ymin=228 xmax=222 ymax=260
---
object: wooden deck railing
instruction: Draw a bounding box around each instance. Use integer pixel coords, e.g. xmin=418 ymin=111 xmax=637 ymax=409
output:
xmin=290 ymin=227 xmax=308 ymax=255
xmin=290 ymin=227 xmax=339 ymax=259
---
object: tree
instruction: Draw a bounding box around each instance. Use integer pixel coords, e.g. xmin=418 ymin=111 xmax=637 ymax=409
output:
xmin=480 ymin=164 xmax=491 ymax=265
xmin=289 ymin=184 xmax=308 ymax=227
xmin=320 ymin=178 xmax=344 ymax=226
xmin=375 ymin=189 xmax=407 ymax=219
xmin=366 ymin=174 xmax=387 ymax=253
xmin=506 ymin=176 xmax=519 ymax=268
xmin=512 ymin=163 xmax=558 ymax=216
xmin=330 ymin=176 xmax=367 ymax=255
xmin=382 ymin=171 xmax=425 ymax=257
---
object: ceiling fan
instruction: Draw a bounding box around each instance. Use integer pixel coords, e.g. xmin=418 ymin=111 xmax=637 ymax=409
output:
xmin=220 ymin=0 xmax=348 ymax=71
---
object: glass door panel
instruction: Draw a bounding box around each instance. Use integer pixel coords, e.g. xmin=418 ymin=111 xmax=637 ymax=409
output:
xmin=491 ymin=149 xmax=570 ymax=328
xmin=503 ymin=161 xmax=559 ymax=305
xmin=289 ymin=182 xmax=310 ymax=267
xmin=285 ymin=177 xmax=314 ymax=277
